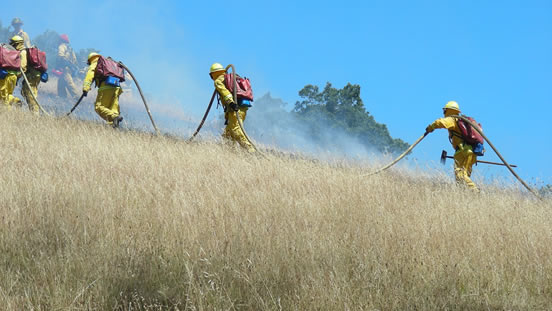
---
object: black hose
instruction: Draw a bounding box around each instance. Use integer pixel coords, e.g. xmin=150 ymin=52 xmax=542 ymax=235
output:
xmin=118 ymin=62 xmax=160 ymax=135
xmin=188 ymin=90 xmax=216 ymax=142
xmin=66 ymin=93 xmax=85 ymax=116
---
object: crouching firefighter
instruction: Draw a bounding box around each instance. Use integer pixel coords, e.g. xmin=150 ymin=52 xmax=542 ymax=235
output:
xmin=425 ymin=101 xmax=485 ymax=192
xmin=83 ymin=53 xmax=125 ymax=127
xmin=209 ymin=63 xmax=255 ymax=153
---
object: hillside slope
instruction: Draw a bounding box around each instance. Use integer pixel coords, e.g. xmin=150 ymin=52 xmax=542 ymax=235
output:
xmin=0 ymin=110 xmax=550 ymax=310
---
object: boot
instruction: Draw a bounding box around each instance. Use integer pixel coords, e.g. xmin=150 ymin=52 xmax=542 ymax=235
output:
xmin=112 ymin=115 xmax=123 ymax=128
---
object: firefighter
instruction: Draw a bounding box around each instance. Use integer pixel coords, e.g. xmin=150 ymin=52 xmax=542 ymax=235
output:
xmin=426 ymin=101 xmax=479 ymax=191
xmin=0 ymin=36 xmax=23 ymax=109
xmin=11 ymin=36 xmax=42 ymax=115
xmin=10 ymin=18 xmax=31 ymax=48
xmin=56 ymin=34 xmax=80 ymax=99
xmin=83 ymin=52 xmax=123 ymax=127
xmin=209 ymin=63 xmax=255 ymax=153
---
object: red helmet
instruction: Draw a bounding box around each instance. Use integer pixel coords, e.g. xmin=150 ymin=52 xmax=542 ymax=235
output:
xmin=60 ymin=34 xmax=70 ymax=43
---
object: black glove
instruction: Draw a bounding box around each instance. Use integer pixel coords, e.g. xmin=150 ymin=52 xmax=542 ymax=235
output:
xmin=82 ymin=91 xmax=88 ymax=97
xmin=229 ymin=102 xmax=239 ymax=111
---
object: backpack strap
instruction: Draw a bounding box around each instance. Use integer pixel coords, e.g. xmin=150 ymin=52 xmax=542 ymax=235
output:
xmin=450 ymin=130 xmax=463 ymax=139
xmin=448 ymin=116 xmax=464 ymax=144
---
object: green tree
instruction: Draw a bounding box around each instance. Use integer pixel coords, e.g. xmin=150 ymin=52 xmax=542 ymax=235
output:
xmin=294 ymin=82 xmax=409 ymax=154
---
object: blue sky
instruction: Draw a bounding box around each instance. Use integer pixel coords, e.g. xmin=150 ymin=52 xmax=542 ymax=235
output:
xmin=3 ymin=0 xmax=551 ymax=186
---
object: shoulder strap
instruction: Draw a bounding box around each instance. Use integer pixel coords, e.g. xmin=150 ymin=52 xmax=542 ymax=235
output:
xmin=447 ymin=116 xmax=463 ymax=142
xmin=450 ymin=130 xmax=463 ymax=138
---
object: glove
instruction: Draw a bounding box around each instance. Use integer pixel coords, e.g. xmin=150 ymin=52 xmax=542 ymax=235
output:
xmin=425 ymin=125 xmax=434 ymax=134
xmin=82 ymin=91 xmax=88 ymax=97
xmin=229 ymin=102 xmax=239 ymax=112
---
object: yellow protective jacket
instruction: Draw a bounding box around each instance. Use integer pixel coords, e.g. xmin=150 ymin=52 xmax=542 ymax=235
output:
xmin=428 ymin=116 xmax=465 ymax=150
xmin=20 ymin=49 xmax=27 ymax=72
xmin=11 ymin=30 xmax=31 ymax=48
xmin=214 ymin=74 xmax=234 ymax=107
xmin=14 ymin=43 xmax=27 ymax=72
xmin=18 ymin=49 xmax=40 ymax=77
xmin=83 ymin=57 xmax=100 ymax=92
xmin=57 ymin=43 xmax=77 ymax=67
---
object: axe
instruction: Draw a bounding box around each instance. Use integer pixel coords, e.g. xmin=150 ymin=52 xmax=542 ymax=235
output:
xmin=440 ymin=150 xmax=517 ymax=167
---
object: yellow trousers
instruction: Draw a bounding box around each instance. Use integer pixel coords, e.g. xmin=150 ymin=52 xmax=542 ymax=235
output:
xmin=223 ymin=108 xmax=255 ymax=153
xmin=95 ymin=85 xmax=122 ymax=124
xmin=0 ymin=74 xmax=21 ymax=109
xmin=57 ymin=66 xmax=80 ymax=99
xmin=21 ymin=70 xmax=41 ymax=115
xmin=454 ymin=145 xmax=478 ymax=191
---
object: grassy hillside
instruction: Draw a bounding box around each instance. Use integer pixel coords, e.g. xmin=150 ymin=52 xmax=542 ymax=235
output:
xmin=0 ymin=110 xmax=550 ymax=310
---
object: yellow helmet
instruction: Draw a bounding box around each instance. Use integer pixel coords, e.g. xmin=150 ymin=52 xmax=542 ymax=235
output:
xmin=10 ymin=35 xmax=24 ymax=47
xmin=209 ymin=63 xmax=225 ymax=74
xmin=443 ymin=101 xmax=460 ymax=113
xmin=11 ymin=17 xmax=23 ymax=26
xmin=87 ymin=52 xmax=100 ymax=64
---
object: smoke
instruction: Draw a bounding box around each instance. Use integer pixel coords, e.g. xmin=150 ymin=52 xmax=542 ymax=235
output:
xmin=2 ymin=1 xmax=215 ymax=131
xmin=31 ymin=79 xmax=389 ymax=163
xmin=245 ymin=93 xmax=381 ymax=160
xmin=4 ymin=2 xmax=390 ymax=164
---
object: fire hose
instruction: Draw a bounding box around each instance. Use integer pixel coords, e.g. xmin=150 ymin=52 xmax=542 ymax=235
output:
xmin=19 ymin=68 xmax=50 ymax=116
xmin=364 ymin=115 xmax=541 ymax=199
xmin=188 ymin=90 xmax=216 ymax=142
xmin=66 ymin=93 xmax=85 ymax=116
xmin=364 ymin=132 xmax=429 ymax=177
xmin=189 ymin=64 xmax=260 ymax=153
xmin=118 ymin=62 xmax=160 ymax=135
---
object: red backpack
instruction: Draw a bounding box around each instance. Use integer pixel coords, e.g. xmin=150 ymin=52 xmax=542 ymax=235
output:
xmin=95 ymin=56 xmax=125 ymax=81
xmin=457 ymin=116 xmax=484 ymax=145
xmin=224 ymin=73 xmax=254 ymax=101
xmin=27 ymin=47 xmax=48 ymax=72
xmin=0 ymin=44 xmax=21 ymax=71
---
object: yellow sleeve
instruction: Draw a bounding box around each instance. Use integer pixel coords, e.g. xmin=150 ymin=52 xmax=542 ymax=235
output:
xmin=429 ymin=116 xmax=456 ymax=130
xmin=20 ymin=50 xmax=27 ymax=72
xmin=83 ymin=58 xmax=98 ymax=92
xmin=70 ymin=50 xmax=77 ymax=64
xmin=214 ymin=74 xmax=234 ymax=105
xmin=22 ymin=32 xmax=31 ymax=49
xmin=58 ymin=44 xmax=66 ymax=58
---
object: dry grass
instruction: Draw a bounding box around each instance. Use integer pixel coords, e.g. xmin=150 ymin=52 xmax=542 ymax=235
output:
xmin=0 ymin=110 xmax=550 ymax=310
